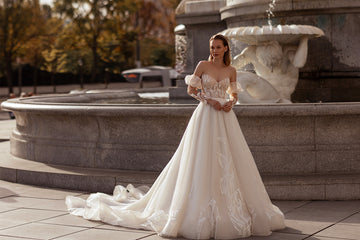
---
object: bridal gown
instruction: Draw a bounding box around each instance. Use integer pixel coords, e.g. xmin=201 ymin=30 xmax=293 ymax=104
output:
xmin=66 ymin=74 xmax=285 ymax=239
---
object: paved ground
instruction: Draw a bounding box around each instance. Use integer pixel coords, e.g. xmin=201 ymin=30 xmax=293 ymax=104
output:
xmin=0 ymin=177 xmax=358 ymax=240
xmin=0 ymin=84 xmax=359 ymax=240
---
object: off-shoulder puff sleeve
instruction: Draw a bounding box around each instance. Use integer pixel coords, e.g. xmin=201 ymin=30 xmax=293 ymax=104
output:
xmin=185 ymin=74 xmax=202 ymax=89
xmin=227 ymin=81 xmax=242 ymax=95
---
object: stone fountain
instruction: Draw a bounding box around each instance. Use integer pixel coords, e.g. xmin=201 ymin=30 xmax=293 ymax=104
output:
xmin=174 ymin=0 xmax=360 ymax=103
xmin=221 ymin=24 xmax=324 ymax=103
xmin=214 ymin=0 xmax=325 ymax=103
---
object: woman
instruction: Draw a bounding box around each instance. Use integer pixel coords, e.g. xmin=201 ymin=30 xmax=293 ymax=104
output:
xmin=66 ymin=34 xmax=285 ymax=239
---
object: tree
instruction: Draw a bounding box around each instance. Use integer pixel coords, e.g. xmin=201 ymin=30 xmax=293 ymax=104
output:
xmin=41 ymin=20 xmax=92 ymax=90
xmin=97 ymin=0 xmax=138 ymax=74
xmin=133 ymin=0 xmax=180 ymax=67
xmin=0 ymin=0 xmax=46 ymax=94
xmin=20 ymin=4 xmax=62 ymax=94
xmin=54 ymin=0 xmax=139 ymax=82
xmin=98 ymin=30 xmax=136 ymax=75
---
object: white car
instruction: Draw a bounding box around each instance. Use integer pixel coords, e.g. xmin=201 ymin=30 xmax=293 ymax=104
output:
xmin=121 ymin=66 xmax=179 ymax=87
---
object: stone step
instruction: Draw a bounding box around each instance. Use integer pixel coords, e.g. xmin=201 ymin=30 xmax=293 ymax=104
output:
xmin=0 ymin=145 xmax=359 ymax=200
xmin=263 ymin=173 xmax=360 ymax=200
xmin=0 ymin=150 xmax=159 ymax=194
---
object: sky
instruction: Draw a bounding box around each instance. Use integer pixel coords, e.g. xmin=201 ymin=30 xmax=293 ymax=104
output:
xmin=40 ymin=0 xmax=53 ymax=6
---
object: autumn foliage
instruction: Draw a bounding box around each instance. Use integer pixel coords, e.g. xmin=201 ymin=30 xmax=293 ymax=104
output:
xmin=0 ymin=0 xmax=181 ymax=93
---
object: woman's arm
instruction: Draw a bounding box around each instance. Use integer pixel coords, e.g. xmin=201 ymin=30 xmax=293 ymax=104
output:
xmin=223 ymin=67 xmax=238 ymax=112
xmin=187 ymin=61 xmax=204 ymax=97
xmin=186 ymin=61 xmax=222 ymax=111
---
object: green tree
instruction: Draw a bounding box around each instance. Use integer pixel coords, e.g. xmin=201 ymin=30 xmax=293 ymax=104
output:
xmin=134 ymin=0 xmax=180 ymax=67
xmin=0 ymin=0 xmax=46 ymax=94
xmin=20 ymin=6 xmax=62 ymax=93
xmin=41 ymin=21 xmax=92 ymax=90
xmin=98 ymin=30 xmax=136 ymax=74
xmin=54 ymin=0 xmax=139 ymax=82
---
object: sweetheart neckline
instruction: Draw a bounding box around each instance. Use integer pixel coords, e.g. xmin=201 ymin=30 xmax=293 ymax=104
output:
xmin=202 ymin=74 xmax=229 ymax=83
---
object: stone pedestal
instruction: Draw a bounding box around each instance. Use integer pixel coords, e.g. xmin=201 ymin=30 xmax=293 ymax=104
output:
xmin=173 ymin=0 xmax=227 ymax=101
xmin=169 ymin=78 xmax=197 ymax=104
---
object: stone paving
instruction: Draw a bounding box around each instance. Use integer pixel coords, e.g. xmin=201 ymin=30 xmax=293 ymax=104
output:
xmin=0 ymin=89 xmax=360 ymax=240
xmin=0 ymin=178 xmax=358 ymax=240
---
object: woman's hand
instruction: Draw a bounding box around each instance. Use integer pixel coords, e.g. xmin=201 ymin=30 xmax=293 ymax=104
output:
xmin=207 ymin=99 xmax=222 ymax=111
xmin=187 ymin=86 xmax=198 ymax=96
xmin=222 ymin=101 xmax=233 ymax=112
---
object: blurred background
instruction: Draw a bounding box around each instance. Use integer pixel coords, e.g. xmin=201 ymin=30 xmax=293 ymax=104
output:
xmin=0 ymin=0 xmax=181 ymax=94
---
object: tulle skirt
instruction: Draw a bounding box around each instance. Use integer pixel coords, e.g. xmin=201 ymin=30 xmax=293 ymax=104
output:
xmin=66 ymin=102 xmax=285 ymax=239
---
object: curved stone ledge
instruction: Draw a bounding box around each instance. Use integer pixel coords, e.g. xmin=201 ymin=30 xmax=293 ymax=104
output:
xmin=1 ymin=93 xmax=359 ymax=174
xmin=221 ymin=0 xmax=360 ymax=22
xmin=3 ymin=92 xmax=360 ymax=117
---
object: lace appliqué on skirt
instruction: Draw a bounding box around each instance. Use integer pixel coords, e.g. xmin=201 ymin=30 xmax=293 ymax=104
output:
xmin=217 ymin=136 xmax=252 ymax=237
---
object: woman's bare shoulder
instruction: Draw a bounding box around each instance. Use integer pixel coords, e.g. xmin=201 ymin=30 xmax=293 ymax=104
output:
xmin=228 ymin=65 xmax=237 ymax=82
xmin=197 ymin=60 xmax=211 ymax=67
xmin=195 ymin=61 xmax=212 ymax=72
xmin=194 ymin=61 xmax=211 ymax=76
xmin=227 ymin=65 xmax=236 ymax=74
xmin=229 ymin=64 xmax=236 ymax=70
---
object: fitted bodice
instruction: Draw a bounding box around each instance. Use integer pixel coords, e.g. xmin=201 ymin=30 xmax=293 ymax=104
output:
xmin=185 ymin=74 xmax=241 ymax=101
xmin=201 ymin=74 xmax=230 ymax=99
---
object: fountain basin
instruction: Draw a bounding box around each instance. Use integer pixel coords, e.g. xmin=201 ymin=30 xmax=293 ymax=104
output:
xmin=220 ymin=24 xmax=324 ymax=44
xmin=2 ymin=92 xmax=189 ymax=172
xmin=1 ymin=92 xmax=359 ymax=176
xmin=2 ymin=92 xmax=360 ymax=199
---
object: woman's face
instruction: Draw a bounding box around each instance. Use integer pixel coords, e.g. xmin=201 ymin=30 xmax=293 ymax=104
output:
xmin=210 ymin=39 xmax=228 ymax=61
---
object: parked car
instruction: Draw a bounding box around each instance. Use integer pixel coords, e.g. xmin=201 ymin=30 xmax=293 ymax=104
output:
xmin=121 ymin=66 xmax=179 ymax=87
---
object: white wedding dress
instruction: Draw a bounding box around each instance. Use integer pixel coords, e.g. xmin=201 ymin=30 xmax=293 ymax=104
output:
xmin=66 ymin=74 xmax=285 ymax=239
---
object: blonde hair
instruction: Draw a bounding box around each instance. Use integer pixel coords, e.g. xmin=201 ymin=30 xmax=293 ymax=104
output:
xmin=209 ymin=34 xmax=231 ymax=66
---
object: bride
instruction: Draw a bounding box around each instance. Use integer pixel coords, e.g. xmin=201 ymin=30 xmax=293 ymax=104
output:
xmin=66 ymin=34 xmax=285 ymax=239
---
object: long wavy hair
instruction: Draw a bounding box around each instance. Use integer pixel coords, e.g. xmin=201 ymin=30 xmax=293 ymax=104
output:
xmin=208 ymin=34 xmax=231 ymax=66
